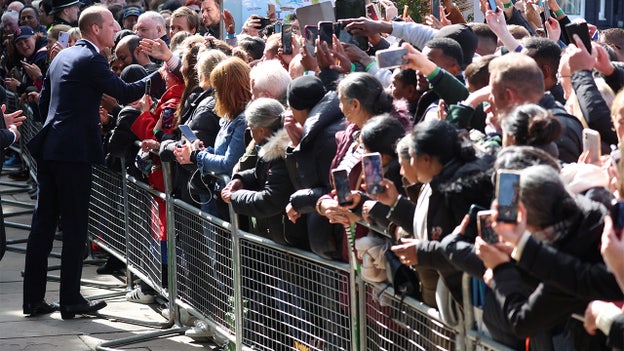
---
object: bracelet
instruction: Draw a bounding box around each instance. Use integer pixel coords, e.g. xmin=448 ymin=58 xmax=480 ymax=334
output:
xmin=503 ymin=1 xmax=513 ymax=8
xmin=350 ymin=63 xmax=356 ymax=73
xmin=303 ymin=70 xmax=316 ymax=76
xmin=153 ymin=128 xmax=161 ymax=135
xmin=554 ymin=9 xmax=564 ymax=17
xmin=365 ymin=61 xmax=376 ymax=72
xmin=227 ymin=33 xmax=236 ymax=39
xmin=514 ymin=44 xmax=523 ymax=53
xmin=315 ymin=197 xmax=325 ymax=215
xmin=389 ymin=195 xmax=401 ymax=212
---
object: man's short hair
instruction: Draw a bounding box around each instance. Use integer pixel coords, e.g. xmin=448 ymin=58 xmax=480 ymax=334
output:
xmin=171 ymin=6 xmax=200 ymax=32
xmin=117 ymin=34 xmax=141 ymax=54
xmin=465 ymin=54 xmax=496 ymax=91
xmin=238 ymin=35 xmax=265 ymax=61
xmin=600 ymin=28 xmax=624 ymax=57
xmin=508 ymin=24 xmax=531 ymax=40
xmin=78 ymin=5 xmax=106 ymax=33
xmin=490 ymin=53 xmax=544 ymax=101
xmin=522 ymin=37 xmax=562 ymax=80
xmin=425 ymin=37 xmax=463 ymax=69
xmin=138 ymin=10 xmax=166 ymax=31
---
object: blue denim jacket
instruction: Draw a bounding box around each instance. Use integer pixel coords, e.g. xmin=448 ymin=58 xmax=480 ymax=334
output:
xmin=196 ymin=111 xmax=246 ymax=176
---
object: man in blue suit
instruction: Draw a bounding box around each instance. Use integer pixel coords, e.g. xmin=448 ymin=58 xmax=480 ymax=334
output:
xmin=23 ymin=5 xmax=157 ymax=319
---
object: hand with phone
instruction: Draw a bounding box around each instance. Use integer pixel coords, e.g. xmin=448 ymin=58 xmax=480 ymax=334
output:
xmin=484 ymin=2 xmax=522 ymax=52
xmin=316 ymin=35 xmax=352 ymax=74
xmin=566 ymin=31 xmax=597 ymax=73
xmin=342 ymin=17 xmax=393 ymax=38
xmin=490 ymin=199 xmax=527 ymax=246
xmin=241 ymin=15 xmax=262 ymax=36
xmin=21 ymin=61 xmax=42 ymax=81
xmin=474 ymin=235 xmax=512 ymax=270
xmin=364 ymin=178 xmax=399 ymax=207
xmin=401 ymin=43 xmax=438 ymax=76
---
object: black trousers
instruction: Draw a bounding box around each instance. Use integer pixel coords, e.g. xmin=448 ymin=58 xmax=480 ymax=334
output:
xmin=23 ymin=159 xmax=92 ymax=306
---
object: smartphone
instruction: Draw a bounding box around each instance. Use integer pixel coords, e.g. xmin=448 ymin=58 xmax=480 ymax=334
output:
xmin=178 ymin=124 xmax=198 ymax=143
xmin=335 ymin=0 xmax=365 ymax=21
xmin=304 ymin=25 xmax=318 ymax=58
xmin=273 ymin=22 xmax=282 ymax=34
xmin=332 ymin=168 xmax=353 ymax=206
xmin=467 ymin=204 xmax=487 ymax=238
xmin=362 ymin=152 xmax=384 ymax=195
xmin=282 ymin=24 xmax=293 ymax=55
xmin=161 ymin=107 xmax=175 ymax=129
xmin=495 ymin=170 xmax=521 ymax=223
xmin=144 ymin=78 xmax=151 ymax=96
xmin=431 ymin=0 xmax=440 ymax=19
xmin=488 ymin=0 xmax=498 ymax=12
xmin=58 ymin=31 xmax=69 ymax=48
xmin=366 ymin=3 xmax=381 ymax=21
xmin=477 ymin=210 xmax=498 ymax=244
xmin=255 ymin=16 xmax=271 ymax=30
xmin=376 ymin=47 xmax=408 ymax=69
xmin=582 ymin=128 xmax=601 ymax=164
xmin=565 ymin=22 xmax=592 ymax=53
xmin=542 ymin=0 xmax=550 ymax=20
xmin=318 ymin=21 xmax=334 ymax=47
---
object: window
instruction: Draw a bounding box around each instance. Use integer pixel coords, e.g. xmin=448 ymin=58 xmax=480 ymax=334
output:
xmin=560 ymin=0 xmax=585 ymax=19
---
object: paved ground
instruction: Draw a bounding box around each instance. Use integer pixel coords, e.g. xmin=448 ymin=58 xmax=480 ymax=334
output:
xmin=0 ymin=169 xmax=218 ymax=351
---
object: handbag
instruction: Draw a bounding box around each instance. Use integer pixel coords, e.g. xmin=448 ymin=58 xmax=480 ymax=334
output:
xmin=383 ymin=250 xmax=421 ymax=299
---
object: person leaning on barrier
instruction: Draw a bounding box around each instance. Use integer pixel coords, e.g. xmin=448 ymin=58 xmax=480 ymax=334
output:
xmin=475 ymin=165 xmax=610 ymax=350
xmin=282 ymin=75 xmax=345 ymax=259
xmin=23 ymin=5 xmax=158 ymax=319
xmin=221 ymin=98 xmax=308 ymax=249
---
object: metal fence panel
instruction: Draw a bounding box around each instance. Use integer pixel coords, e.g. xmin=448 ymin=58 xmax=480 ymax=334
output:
xmin=173 ymin=200 xmax=235 ymax=334
xmin=238 ymin=237 xmax=353 ymax=351
xmin=364 ymin=282 xmax=459 ymax=351
xmin=125 ymin=178 xmax=165 ymax=295
xmin=88 ymin=164 xmax=127 ymax=259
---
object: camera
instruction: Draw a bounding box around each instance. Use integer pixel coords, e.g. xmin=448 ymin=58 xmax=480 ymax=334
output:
xmin=255 ymin=17 xmax=271 ymax=30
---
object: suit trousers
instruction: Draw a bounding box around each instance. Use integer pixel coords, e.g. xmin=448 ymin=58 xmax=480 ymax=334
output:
xmin=23 ymin=159 xmax=92 ymax=306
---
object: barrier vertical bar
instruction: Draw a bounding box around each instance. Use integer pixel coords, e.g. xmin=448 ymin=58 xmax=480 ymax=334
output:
xmin=162 ymin=160 xmax=180 ymax=326
xmin=120 ymin=158 xmax=133 ymax=291
xmin=228 ymin=202 xmax=244 ymax=350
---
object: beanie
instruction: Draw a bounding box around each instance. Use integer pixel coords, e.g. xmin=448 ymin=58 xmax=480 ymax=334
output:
xmin=287 ymin=76 xmax=326 ymax=111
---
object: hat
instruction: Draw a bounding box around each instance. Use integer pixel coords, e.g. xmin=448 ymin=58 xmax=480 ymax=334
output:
xmin=122 ymin=6 xmax=142 ymax=19
xmin=120 ymin=64 xmax=148 ymax=83
xmin=287 ymin=76 xmax=326 ymax=111
xmin=50 ymin=0 xmax=83 ymax=15
xmin=434 ymin=24 xmax=477 ymax=69
xmin=13 ymin=26 xmax=35 ymax=44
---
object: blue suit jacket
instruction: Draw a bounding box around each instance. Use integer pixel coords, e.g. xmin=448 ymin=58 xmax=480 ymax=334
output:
xmin=29 ymin=39 xmax=154 ymax=164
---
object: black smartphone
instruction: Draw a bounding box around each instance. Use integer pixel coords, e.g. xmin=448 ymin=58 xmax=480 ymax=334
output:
xmin=612 ymin=201 xmax=624 ymax=239
xmin=431 ymin=0 xmax=440 ymax=19
xmin=282 ymin=24 xmax=293 ymax=55
xmin=565 ymin=22 xmax=592 ymax=53
xmin=304 ymin=25 xmax=318 ymax=58
xmin=178 ymin=124 xmax=198 ymax=143
xmin=318 ymin=21 xmax=334 ymax=47
xmin=335 ymin=0 xmax=365 ymax=20
xmin=255 ymin=16 xmax=271 ymax=30
xmin=488 ymin=0 xmax=498 ymax=12
xmin=332 ymin=168 xmax=353 ymax=206
xmin=362 ymin=152 xmax=384 ymax=195
xmin=478 ymin=210 xmax=498 ymax=244
xmin=466 ymin=204 xmax=487 ymax=238
xmin=145 ymin=78 xmax=151 ymax=96
xmin=375 ymin=47 xmax=408 ymax=69
xmin=495 ymin=170 xmax=521 ymax=223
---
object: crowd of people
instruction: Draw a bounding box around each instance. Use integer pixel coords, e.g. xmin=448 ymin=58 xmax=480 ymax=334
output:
xmin=2 ymin=0 xmax=624 ymax=348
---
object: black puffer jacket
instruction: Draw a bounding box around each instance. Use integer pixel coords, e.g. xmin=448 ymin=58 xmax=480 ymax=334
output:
xmin=539 ymin=92 xmax=583 ymax=164
xmin=285 ymin=91 xmax=345 ymax=213
xmin=489 ymin=196 xmax=609 ymax=350
xmin=231 ymin=129 xmax=308 ymax=249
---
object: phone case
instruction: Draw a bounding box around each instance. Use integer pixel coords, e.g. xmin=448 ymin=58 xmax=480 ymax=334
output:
xmin=495 ymin=170 xmax=521 ymax=223
xmin=362 ymin=152 xmax=384 ymax=195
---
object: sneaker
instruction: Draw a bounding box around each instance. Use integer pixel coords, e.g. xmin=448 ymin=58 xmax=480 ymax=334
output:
xmin=125 ymin=287 xmax=156 ymax=304
xmin=3 ymin=154 xmax=19 ymax=167
xmin=185 ymin=320 xmax=214 ymax=340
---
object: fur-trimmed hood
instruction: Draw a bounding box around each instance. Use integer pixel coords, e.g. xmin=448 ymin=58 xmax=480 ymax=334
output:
xmin=258 ymin=128 xmax=290 ymax=162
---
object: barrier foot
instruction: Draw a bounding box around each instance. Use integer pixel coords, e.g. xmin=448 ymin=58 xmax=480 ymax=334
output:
xmin=45 ymin=274 xmax=126 ymax=289
xmin=95 ymin=326 xmax=187 ymax=351
xmin=97 ymin=311 xmax=175 ymax=329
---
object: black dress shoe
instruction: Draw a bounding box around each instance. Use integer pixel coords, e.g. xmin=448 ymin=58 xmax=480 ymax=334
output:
xmin=23 ymin=300 xmax=58 ymax=316
xmin=60 ymin=300 xmax=107 ymax=320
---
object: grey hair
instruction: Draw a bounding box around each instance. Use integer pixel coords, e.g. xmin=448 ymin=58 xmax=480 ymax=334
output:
xmin=396 ymin=133 xmax=412 ymax=161
xmin=245 ymin=98 xmax=284 ymax=131
xmin=250 ymin=59 xmax=291 ymax=101
xmin=520 ymin=165 xmax=578 ymax=229
xmin=2 ymin=10 xmax=18 ymax=22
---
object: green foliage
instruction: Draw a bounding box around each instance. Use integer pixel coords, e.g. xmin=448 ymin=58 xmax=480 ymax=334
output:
xmin=392 ymin=0 xmax=431 ymax=23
